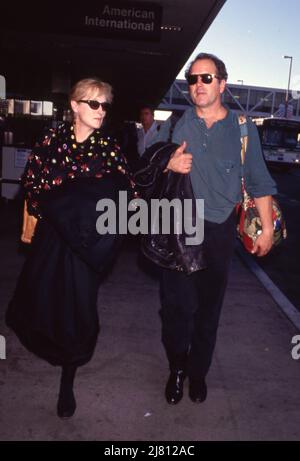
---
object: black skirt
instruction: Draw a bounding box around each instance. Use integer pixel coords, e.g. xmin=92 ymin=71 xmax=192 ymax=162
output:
xmin=6 ymin=177 xmax=127 ymax=366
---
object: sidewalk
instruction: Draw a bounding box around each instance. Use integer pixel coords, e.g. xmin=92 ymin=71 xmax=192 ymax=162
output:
xmin=0 ymin=201 xmax=300 ymax=441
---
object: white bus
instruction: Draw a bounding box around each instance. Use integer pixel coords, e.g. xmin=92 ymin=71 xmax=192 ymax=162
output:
xmin=253 ymin=117 xmax=300 ymax=168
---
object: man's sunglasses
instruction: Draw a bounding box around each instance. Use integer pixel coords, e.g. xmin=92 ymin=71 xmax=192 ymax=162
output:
xmin=78 ymin=100 xmax=111 ymax=111
xmin=186 ymin=73 xmax=220 ymax=85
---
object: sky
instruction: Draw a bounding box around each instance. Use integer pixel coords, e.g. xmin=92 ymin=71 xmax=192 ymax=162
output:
xmin=177 ymin=0 xmax=300 ymax=92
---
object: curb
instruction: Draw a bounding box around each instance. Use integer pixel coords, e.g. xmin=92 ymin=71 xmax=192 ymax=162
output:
xmin=236 ymin=244 xmax=300 ymax=331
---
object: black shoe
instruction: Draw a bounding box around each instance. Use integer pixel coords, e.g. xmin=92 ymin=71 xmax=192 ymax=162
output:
xmin=189 ymin=378 xmax=207 ymax=403
xmin=165 ymin=370 xmax=186 ymax=405
xmin=57 ymin=390 xmax=76 ymax=418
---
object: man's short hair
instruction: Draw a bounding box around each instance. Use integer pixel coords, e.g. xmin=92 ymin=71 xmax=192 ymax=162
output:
xmin=139 ymin=105 xmax=155 ymax=116
xmin=185 ymin=53 xmax=228 ymax=81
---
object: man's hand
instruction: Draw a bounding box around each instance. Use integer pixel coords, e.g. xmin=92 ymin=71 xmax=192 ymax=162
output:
xmin=251 ymin=196 xmax=274 ymax=257
xmin=251 ymin=229 xmax=273 ymax=257
xmin=166 ymin=141 xmax=192 ymax=174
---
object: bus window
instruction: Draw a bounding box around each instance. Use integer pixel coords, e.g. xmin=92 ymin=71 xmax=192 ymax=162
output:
xmin=282 ymin=130 xmax=298 ymax=148
xmin=254 ymin=118 xmax=300 ymax=150
xmin=263 ymin=128 xmax=282 ymax=146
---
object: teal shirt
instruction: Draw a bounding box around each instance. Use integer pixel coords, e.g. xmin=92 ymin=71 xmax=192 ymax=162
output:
xmin=160 ymin=107 xmax=277 ymax=223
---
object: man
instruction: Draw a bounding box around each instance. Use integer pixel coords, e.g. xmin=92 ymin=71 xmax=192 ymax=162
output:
xmin=159 ymin=53 xmax=276 ymax=404
xmin=137 ymin=105 xmax=160 ymax=156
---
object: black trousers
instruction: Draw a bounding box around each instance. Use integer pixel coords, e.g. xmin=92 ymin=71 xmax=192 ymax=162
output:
xmin=160 ymin=210 xmax=236 ymax=379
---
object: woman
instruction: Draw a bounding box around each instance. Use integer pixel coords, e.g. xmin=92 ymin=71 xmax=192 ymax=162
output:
xmin=6 ymin=78 xmax=135 ymax=418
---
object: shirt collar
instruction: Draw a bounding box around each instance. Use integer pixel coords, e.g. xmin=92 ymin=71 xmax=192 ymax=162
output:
xmin=142 ymin=120 xmax=157 ymax=134
xmin=187 ymin=104 xmax=235 ymax=127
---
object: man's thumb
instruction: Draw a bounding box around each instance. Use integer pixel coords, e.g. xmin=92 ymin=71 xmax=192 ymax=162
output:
xmin=173 ymin=140 xmax=187 ymax=158
xmin=178 ymin=141 xmax=187 ymax=152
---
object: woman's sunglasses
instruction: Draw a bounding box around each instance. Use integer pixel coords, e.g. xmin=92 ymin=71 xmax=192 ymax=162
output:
xmin=186 ymin=73 xmax=220 ymax=85
xmin=78 ymin=100 xmax=111 ymax=111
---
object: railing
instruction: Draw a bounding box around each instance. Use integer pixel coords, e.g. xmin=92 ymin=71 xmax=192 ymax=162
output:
xmin=159 ymin=80 xmax=300 ymax=120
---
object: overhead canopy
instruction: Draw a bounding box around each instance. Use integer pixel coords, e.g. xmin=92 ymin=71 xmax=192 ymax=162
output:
xmin=0 ymin=0 xmax=226 ymax=120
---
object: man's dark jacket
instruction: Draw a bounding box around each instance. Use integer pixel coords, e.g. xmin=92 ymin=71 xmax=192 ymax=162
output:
xmin=134 ymin=142 xmax=207 ymax=274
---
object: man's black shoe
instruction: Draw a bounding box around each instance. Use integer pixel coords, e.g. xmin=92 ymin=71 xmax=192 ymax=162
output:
xmin=189 ymin=379 xmax=207 ymax=403
xmin=165 ymin=370 xmax=186 ymax=405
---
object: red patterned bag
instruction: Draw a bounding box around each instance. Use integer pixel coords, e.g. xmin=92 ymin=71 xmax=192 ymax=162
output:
xmin=236 ymin=115 xmax=287 ymax=253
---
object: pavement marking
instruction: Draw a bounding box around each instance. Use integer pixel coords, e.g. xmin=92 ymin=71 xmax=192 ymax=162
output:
xmin=236 ymin=244 xmax=300 ymax=331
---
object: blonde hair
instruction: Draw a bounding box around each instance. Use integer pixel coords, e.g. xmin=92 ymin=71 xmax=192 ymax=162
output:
xmin=69 ymin=78 xmax=113 ymax=105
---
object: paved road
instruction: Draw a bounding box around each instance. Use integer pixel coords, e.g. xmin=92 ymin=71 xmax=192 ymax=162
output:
xmin=253 ymin=166 xmax=300 ymax=311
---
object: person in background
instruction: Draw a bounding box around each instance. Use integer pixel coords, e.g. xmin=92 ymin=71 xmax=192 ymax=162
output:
xmin=6 ymin=78 xmax=135 ymax=419
xmin=136 ymin=105 xmax=160 ymax=156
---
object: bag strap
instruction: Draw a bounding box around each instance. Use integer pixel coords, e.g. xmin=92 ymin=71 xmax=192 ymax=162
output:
xmin=237 ymin=114 xmax=248 ymax=165
xmin=237 ymin=114 xmax=249 ymax=198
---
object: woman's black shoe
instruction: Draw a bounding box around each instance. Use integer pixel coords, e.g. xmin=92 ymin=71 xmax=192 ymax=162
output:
xmin=165 ymin=370 xmax=186 ymax=404
xmin=57 ymin=364 xmax=77 ymax=418
xmin=57 ymin=390 xmax=76 ymax=418
xmin=189 ymin=379 xmax=207 ymax=403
